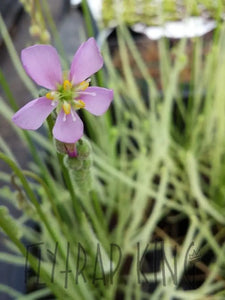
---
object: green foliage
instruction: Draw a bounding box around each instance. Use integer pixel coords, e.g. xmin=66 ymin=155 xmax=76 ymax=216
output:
xmin=102 ymin=0 xmax=225 ymax=27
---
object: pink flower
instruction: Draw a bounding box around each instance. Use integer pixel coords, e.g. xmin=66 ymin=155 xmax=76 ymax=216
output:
xmin=12 ymin=38 xmax=113 ymax=143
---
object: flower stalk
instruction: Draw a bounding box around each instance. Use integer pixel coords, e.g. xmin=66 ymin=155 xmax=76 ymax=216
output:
xmin=63 ymin=138 xmax=93 ymax=194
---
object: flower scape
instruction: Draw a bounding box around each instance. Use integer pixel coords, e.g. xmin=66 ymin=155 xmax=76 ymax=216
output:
xmin=12 ymin=38 xmax=113 ymax=143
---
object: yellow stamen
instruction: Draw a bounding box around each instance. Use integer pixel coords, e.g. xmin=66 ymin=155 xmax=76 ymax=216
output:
xmin=63 ymin=80 xmax=72 ymax=91
xmin=63 ymin=102 xmax=71 ymax=115
xmin=78 ymin=80 xmax=89 ymax=91
xmin=75 ymin=100 xmax=86 ymax=109
xmin=46 ymin=91 xmax=55 ymax=100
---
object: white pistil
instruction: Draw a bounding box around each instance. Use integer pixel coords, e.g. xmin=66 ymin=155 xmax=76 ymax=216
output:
xmin=63 ymin=113 xmax=67 ymax=122
xmin=51 ymin=100 xmax=58 ymax=107
xmin=71 ymin=110 xmax=76 ymax=122
xmin=78 ymin=91 xmax=96 ymax=96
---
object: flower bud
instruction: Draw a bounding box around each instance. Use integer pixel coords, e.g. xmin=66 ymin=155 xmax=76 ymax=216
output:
xmin=76 ymin=139 xmax=91 ymax=160
xmin=64 ymin=155 xmax=83 ymax=170
xmin=29 ymin=24 xmax=41 ymax=37
xmin=63 ymin=138 xmax=93 ymax=193
xmin=41 ymin=30 xmax=51 ymax=44
xmin=55 ymin=139 xmax=68 ymax=155
xmin=83 ymin=157 xmax=92 ymax=170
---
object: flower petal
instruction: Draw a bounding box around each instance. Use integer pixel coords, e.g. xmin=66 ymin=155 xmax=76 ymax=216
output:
xmin=79 ymin=87 xmax=113 ymax=116
xmin=21 ymin=45 xmax=63 ymax=90
xmin=53 ymin=110 xmax=84 ymax=143
xmin=69 ymin=38 xmax=103 ymax=85
xmin=12 ymin=97 xmax=56 ymax=130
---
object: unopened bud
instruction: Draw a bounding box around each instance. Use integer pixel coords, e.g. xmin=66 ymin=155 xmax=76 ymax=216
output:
xmin=29 ymin=24 xmax=41 ymax=37
xmin=64 ymin=155 xmax=83 ymax=170
xmin=76 ymin=139 xmax=91 ymax=160
xmin=41 ymin=30 xmax=51 ymax=43
xmin=83 ymin=157 xmax=92 ymax=170
xmin=63 ymin=138 xmax=93 ymax=193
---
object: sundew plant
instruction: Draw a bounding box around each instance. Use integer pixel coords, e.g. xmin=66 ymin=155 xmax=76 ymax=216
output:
xmin=0 ymin=1 xmax=225 ymax=299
